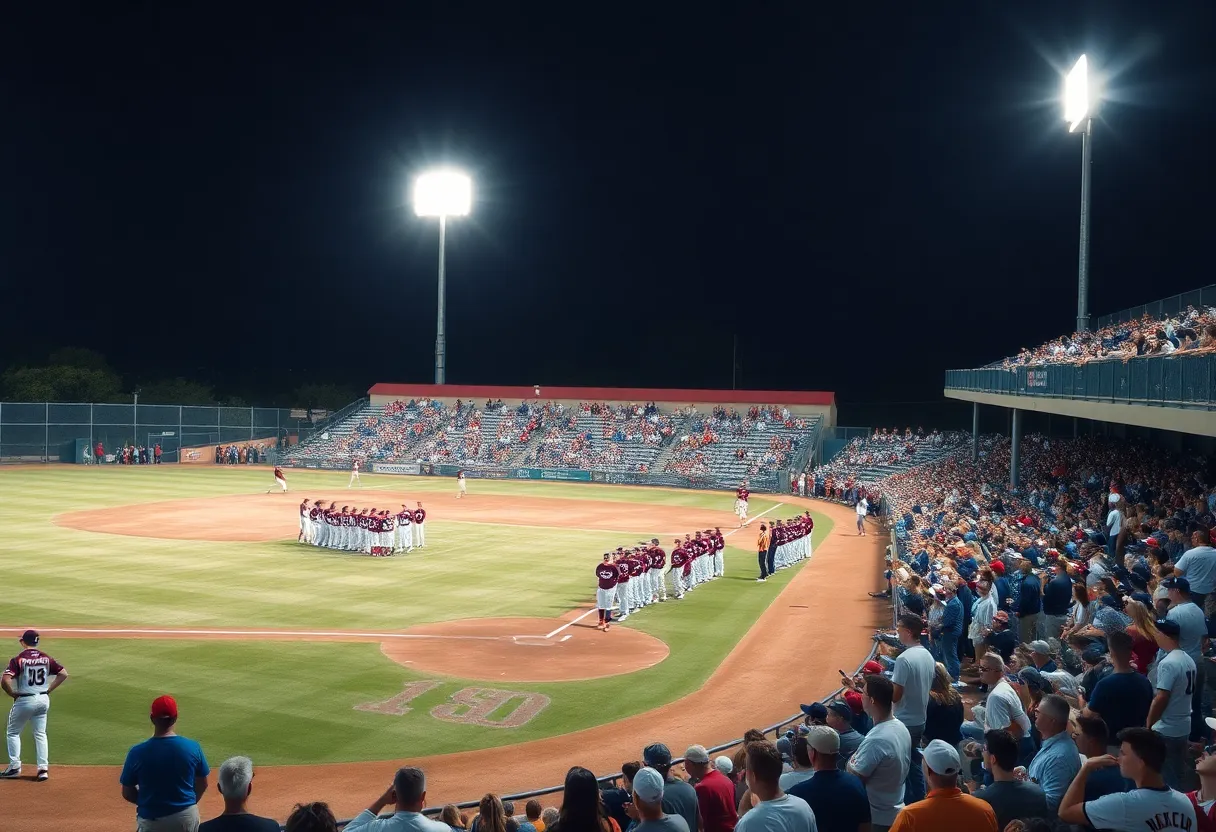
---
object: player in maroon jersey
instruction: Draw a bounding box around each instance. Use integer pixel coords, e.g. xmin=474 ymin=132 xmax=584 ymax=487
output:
xmin=413 ymin=502 xmax=427 ymax=548
xmin=734 ymin=481 xmax=750 ymax=526
xmin=614 ymin=552 xmax=632 ymax=620
xmin=712 ymin=527 xmax=726 ymax=577
xmin=268 ymin=465 xmax=288 ymax=493
xmin=648 ymin=538 xmax=667 ymax=602
xmin=595 ymin=554 xmax=619 ymax=630
xmin=628 ymin=548 xmax=648 ymax=608
xmin=669 ymin=538 xmax=688 ymax=599
xmin=2 ymin=630 xmax=68 ymax=780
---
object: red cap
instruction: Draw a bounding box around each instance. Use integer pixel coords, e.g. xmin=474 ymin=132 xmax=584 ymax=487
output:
xmin=150 ymin=695 xmax=178 ymax=720
xmin=843 ymin=689 xmax=865 ymax=715
xmin=862 ymin=660 xmax=883 ymax=675
xmin=991 ymin=561 xmax=1005 ymax=575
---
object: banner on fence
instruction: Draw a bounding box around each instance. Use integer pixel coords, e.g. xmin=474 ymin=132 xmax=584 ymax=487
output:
xmin=1025 ymin=370 xmax=1048 ymax=390
xmin=370 ymin=462 xmax=421 ymax=476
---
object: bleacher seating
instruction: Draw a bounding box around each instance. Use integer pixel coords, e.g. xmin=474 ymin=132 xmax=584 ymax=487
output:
xmin=663 ymin=406 xmax=820 ymax=484
xmin=808 ymin=429 xmax=968 ymax=495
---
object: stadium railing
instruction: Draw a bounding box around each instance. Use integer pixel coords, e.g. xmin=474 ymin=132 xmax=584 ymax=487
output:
xmin=944 ymin=351 xmax=1216 ymax=409
xmin=1093 ymin=283 xmax=1216 ymax=330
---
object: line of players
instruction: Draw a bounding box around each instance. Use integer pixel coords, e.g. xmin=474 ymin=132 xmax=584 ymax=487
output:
xmin=297 ymin=499 xmax=428 ymax=556
xmin=593 ymin=512 xmax=815 ymax=630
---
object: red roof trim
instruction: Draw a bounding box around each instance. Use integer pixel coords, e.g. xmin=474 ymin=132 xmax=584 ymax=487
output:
xmin=367 ymin=383 xmax=835 ymax=406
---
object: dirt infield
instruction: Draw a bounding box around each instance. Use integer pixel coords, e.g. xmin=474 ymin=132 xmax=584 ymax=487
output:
xmin=10 ymin=498 xmax=886 ymax=830
xmin=54 ymin=491 xmax=751 ymax=541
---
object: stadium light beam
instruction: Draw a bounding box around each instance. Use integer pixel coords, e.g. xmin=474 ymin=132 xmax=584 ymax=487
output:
xmin=413 ymin=169 xmax=473 ymax=384
xmin=1064 ymin=56 xmax=1096 ymax=333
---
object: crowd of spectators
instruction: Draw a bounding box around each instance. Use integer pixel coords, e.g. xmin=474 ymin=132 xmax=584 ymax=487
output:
xmin=215 ymin=443 xmax=269 ymax=465
xmin=994 ymin=305 xmax=1216 ymax=369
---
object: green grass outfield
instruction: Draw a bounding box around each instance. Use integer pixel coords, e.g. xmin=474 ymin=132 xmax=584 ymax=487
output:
xmin=0 ymin=466 xmax=831 ymax=765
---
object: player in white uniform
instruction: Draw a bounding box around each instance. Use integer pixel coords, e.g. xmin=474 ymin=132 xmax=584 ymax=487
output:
xmin=348 ymin=459 xmax=361 ymax=488
xmin=267 ymin=465 xmax=288 ymax=493
xmin=456 ymin=470 xmax=467 ymax=498
xmin=413 ymin=503 xmax=426 ymax=547
xmin=298 ymin=498 xmax=311 ymax=543
xmin=734 ymin=482 xmax=750 ymax=527
xmin=595 ymin=555 xmax=619 ymax=630
xmin=2 ymin=630 xmax=68 ymax=781
xmin=395 ymin=505 xmax=414 ymax=553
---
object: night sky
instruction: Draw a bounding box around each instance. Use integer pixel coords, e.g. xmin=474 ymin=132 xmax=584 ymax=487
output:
xmin=3 ymin=2 xmax=1214 ymax=423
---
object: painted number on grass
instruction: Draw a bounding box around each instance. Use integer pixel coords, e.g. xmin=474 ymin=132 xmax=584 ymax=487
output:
xmin=430 ymin=687 xmax=550 ymax=728
xmin=354 ymin=682 xmax=550 ymax=727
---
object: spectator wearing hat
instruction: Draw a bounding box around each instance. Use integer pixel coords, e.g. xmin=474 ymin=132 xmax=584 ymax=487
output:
xmin=973 ymin=730 xmax=1047 ymax=830
xmin=734 ymin=741 xmax=814 ymax=832
xmin=890 ymin=614 xmax=934 ymax=805
xmin=1015 ymin=559 xmax=1044 ymax=645
xmin=1174 ymin=529 xmax=1216 ymax=616
xmin=199 ymin=756 xmax=279 ymax=832
xmin=990 ymin=562 xmax=1012 ymax=612
xmin=1058 ymin=728 xmax=1197 ymax=831
xmin=683 ymin=745 xmax=737 ymax=832
xmin=787 ymin=726 xmax=870 ymax=832
xmin=799 ymin=702 xmax=828 ymax=728
xmin=888 ymin=739 xmax=996 ymax=831
xmin=1162 ymin=576 xmax=1207 ymax=740
xmin=778 ymin=737 xmax=814 ymax=791
xmin=1027 ymin=640 xmax=1058 ymax=674
xmin=983 ymin=612 xmax=1017 ymax=665
xmin=1025 ymin=694 xmax=1080 ymax=815
xmin=631 ymin=767 xmax=690 ymax=832
xmin=1042 ymin=561 xmax=1074 ymax=640
xmin=1076 ymin=642 xmax=1113 ymax=702
xmin=713 ymin=757 xmax=733 ymax=779
xmin=934 ymin=584 xmax=964 ymax=684
xmin=1148 ymin=616 xmax=1197 ymax=790
xmin=120 ymin=695 xmax=211 ymax=832
xmin=841 ymin=689 xmax=871 ymax=737
xmin=825 ymin=702 xmax=863 ymax=769
xmin=640 ymin=744 xmax=701 ymax=832
xmin=1083 ymin=630 xmax=1154 ymax=751
xmin=848 ymin=675 xmax=911 ymax=832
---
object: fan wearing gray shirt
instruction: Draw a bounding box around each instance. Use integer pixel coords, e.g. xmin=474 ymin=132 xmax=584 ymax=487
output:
xmin=848 ymin=675 xmax=910 ymax=832
xmin=1146 ymin=618 xmax=1197 ymax=791
xmin=890 ymin=614 xmax=934 ymax=805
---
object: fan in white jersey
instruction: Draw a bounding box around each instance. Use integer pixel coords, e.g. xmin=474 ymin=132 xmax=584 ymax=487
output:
xmin=1058 ymin=726 xmax=1197 ymax=831
xmin=1 ymin=630 xmax=69 ymax=781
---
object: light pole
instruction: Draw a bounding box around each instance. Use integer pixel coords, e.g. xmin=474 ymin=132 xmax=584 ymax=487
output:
xmin=1065 ymin=55 xmax=1096 ymax=333
xmin=413 ymin=169 xmax=472 ymax=384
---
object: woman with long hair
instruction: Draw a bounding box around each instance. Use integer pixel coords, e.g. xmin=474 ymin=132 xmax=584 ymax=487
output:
xmin=471 ymin=794 xmax=508 ymax=832
xmin=443 ymin=805 xmax=468 ymax=832
xmin=924 ymin=662 xmax=964 ymax=747
xmin=1124 ymin=599 xmax=1159 ymax=675
xmin=552 ymin=767 xmax=617 ymax=832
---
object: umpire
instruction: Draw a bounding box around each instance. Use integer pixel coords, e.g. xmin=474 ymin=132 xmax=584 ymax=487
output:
xmin=767 ymin=520 xmax=780 ymax=577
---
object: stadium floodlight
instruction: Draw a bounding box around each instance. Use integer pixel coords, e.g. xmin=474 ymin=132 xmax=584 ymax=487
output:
xmin=412 ymin=169 xmax=473 ymax=384
xmin=1063 ymin=55 xmax=1096 ymax=333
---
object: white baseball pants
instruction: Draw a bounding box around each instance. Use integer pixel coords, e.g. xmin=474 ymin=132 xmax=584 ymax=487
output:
xmin=7 ymin=693 xmax=49 ymax=768
xmin=415 ymin=522 xmax=425 ymax=547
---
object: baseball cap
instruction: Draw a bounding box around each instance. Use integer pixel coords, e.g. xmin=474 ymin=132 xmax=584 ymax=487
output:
xmin=805 ymin=725 xmax=840 ymax=755
xmin=1163 ymin=576 xmax=1191 ymax=593
xmin=150 ymin=695 xmax=178 ymax=720
xmin=775 ymin=737 xmax=793 ymax=762
xmin=20 ymin=629 xmax=39 ymax=646
xmin=714 ymin=756 xmax=734 ymax=776
xmin=1081 ymin=644 xmax=1107 ymax=665
xmin=800 ymin=702 xmax=828 ymax=722
xmin=684 ymin=745 xmax=710 ymax=765
xmin=1018 ymin=666 xmax=1053 ymax=694
xmin=827 ymin=701 xmax=853 ymax=721
xmin=1029 ymin=640 xmax=1052 ymax=656
xmin=862 ymin=660 xmax=883 ymax=675
xmin=643 ymin=743 xmax=672 ymax=769
xmin=1155 ymin=618 xmax=1182 ymax=638
xmin=632 ymin=767 xmax=665 ymax=804
xmin=922 ymin=739 xmax=961 ymax=775
xmin=843 ymin=689 xmax=865 ymax=715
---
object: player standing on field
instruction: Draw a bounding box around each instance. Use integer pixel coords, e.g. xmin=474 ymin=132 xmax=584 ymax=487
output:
xmin=456 ymin=470 xmax=467 ymax=499
xmin=596 ymin=554 xmax=619 ymax=630
xmin=2 ymin=630 xmax=68 ymax=781
xmin=298 ymin=499 xmax=311 ymax=543
xmin=348 ymin=459 xmax=361 ymax=488
xmin=734 ymin=481 xmax=750 ymax=527
xmin=269 ymin=466 xmax=288 ymax=493
xmin=413 ymin=502 xmax=427 ymax=548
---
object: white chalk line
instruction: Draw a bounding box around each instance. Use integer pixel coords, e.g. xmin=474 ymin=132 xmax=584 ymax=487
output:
xmin=0 ymin=627 xmax=503 ymax=642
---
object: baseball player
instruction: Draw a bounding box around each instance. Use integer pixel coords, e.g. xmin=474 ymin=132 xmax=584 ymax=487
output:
xmin=734 ymin=481 xmax=750 ymax=526
xmin=614 ymin=553 xmax=631 ymax=620
xmin=412 ymin=502 xmax=427 ymax=548
xmin=712 ymin=527 xmax=725 ymax=577
xmin=2 ymin=630 xmax=68 ymax=781
xmin=803 ymin=511 xmax=815 ymax=558
xmin=648 ymin=539 xmax=666 ymax=602
xmin=395 ymin=504 xmax=414 ymax=553
xmin=855 ymin=495 xmax=868 ymax=535
xmin=298 ymin=499 xmax=311 ymax=543
xmin=456 ymin=470 xmax=467 ymax=499
xmin=268 ymin=465 xmax=288 ymax=493
xmin=348 ymin=458 xmax=361 ymax=488
xmin=596 ymin=554 xmax=619 ymax=630
xmin=669 ymin=538 xmax=687 ymax=598
xmin=628 ymin=549 xmax=647 ymax=608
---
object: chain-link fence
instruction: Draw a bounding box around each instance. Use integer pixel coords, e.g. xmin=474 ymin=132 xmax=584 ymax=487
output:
xmin=0 ymin=402 xmax=322 ymax=463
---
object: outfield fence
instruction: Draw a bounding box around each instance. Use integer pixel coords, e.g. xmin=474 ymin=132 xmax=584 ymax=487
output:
xmin=326 ymin=504 xmax=895 ymax=830
xmin=0 ymin=401 xmax=321 ymax=463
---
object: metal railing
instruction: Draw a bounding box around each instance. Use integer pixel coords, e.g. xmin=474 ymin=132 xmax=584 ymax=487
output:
xmin=944 ymin=352 xmax=1216 ymax=410
xmin=1094 ymin=283 xmax=1216 ymax=330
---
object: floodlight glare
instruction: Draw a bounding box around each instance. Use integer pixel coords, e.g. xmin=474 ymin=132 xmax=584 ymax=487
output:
xmin=1064 ymin=55 xmax=1089 ymax=133
xmin=413 ymin=169 xmax=472 ymax=217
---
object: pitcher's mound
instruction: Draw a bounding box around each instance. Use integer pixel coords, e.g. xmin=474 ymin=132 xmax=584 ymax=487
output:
xmin=384 ymin=616 xmax=669 ymax=682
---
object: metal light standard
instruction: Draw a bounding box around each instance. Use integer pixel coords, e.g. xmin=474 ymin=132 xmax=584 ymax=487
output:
xmin=1064 ymin=56 xmax=1097 ymax=333
xmin=412 ymin=169 xmax=472 ymax=384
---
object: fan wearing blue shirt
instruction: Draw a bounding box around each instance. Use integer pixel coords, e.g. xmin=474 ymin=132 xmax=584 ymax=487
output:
xmin=786 ymin=726 xmax=870 ymax=832
xmin=1041 ymin=561 xmax=1074 ymax=640
xmin=120 ymin=695 xmax=210 ymax=830
xmin=1083 ymin=630 xmax=1154 ymax=747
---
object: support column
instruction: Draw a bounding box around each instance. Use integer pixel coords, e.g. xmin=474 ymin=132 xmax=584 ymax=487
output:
xmin=1010 ymin=408 xmax=1022 ymax=489
xmin=1073 ymin=417 xmax=1078 ymax=439
xmin=971 ymin=403 xmax=979 ymax=462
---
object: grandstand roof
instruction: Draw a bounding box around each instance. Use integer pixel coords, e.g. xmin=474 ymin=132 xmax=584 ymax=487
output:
xmin=368 ymin=383 xmax=835 ymax=406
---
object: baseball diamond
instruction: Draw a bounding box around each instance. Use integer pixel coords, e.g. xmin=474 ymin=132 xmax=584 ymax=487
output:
xmin=1 ymin=445 xmax=885 ymax=832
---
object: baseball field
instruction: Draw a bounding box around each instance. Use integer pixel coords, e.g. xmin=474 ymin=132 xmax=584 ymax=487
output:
xmin=1 ymin=464 xmax=885 ymax=828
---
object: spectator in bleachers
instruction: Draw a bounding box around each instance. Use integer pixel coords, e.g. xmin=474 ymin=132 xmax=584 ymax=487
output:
xmin=784 ymin=726 xmax=870 ymax=832
xmin=541 ymin=809 xmax=559 ymax=831
xmin=601 ymin=761 xmax=639 ymax=831
xmin=848 ymin=675 xmax=911 ymax=832
xmin=441 ymin=805 xmax=467 ymax=832
xmin=469 ymin=794 xmax=509 ymax=832
xmin=637 ymin=744 xmax=699 ymax=832
xmin=972 ymin=730 xmax=1048 ymax=829
xmin=551 ymin=766 xmax=618 ymax=832
xmin=682 ymin=745 xmax=736 ymax=832
xmin=120 ymin=695 xmax=211 ymax=832
xmin=887 ymin=739 xmax=996 ymax=831
xmin=733 ymin=740 xmax=814 ymax=832
xmin=344 ymin=766 xmax=451 ymax=832
xmin=199 ymin=756 xmax=279 ymax=832
xmin=630 ymin=767 xmax=690 ymax=832
xmin=284 ymin=803 xmax=338 ymax=832
xmin=521 ymin=801 xmax=544 ymax=832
